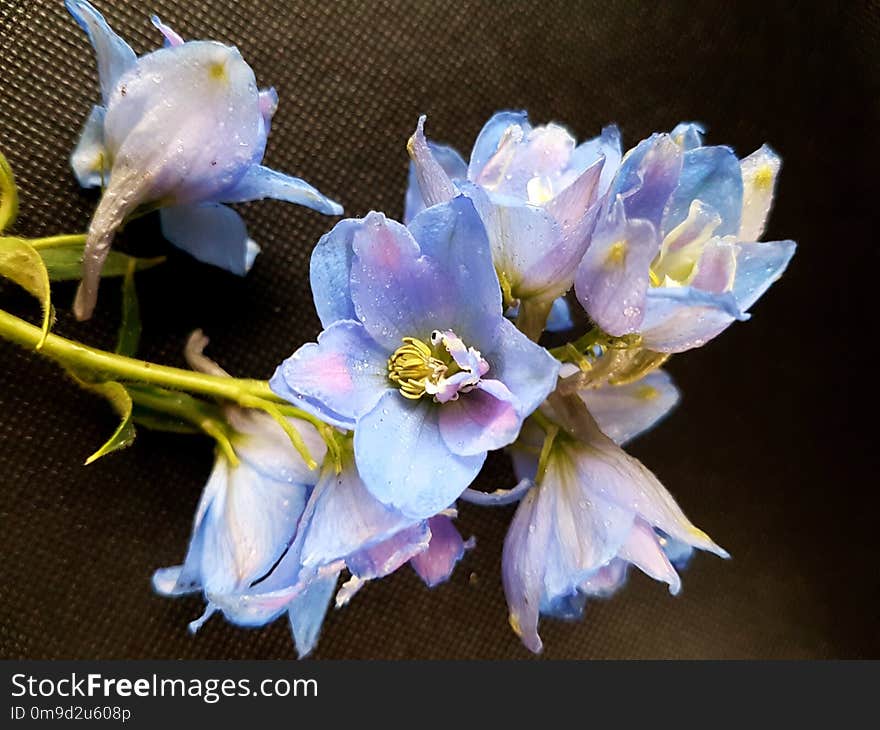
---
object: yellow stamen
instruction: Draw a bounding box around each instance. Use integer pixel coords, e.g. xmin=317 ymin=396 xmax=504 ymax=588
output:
xmin=635 ymin=384 xmax=659 ymax=400
xmin=387 ymin=336 xmax=447 ymax=400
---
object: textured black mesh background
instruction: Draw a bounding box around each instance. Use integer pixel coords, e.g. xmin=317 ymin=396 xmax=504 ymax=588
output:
xmin=0 ymin=0 xmax=877 ymax=659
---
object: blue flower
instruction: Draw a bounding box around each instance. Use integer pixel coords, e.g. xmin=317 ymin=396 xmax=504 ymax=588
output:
xmin=575 ymin=124 xmax=796 ymax=352
xmin=188 ymin=444 xmax=471 ymax=656
xmin=270 ymin=196 xmax=560 ymax=519
xmin=65 ymin=0 xmax=342 ymax=319
xmin=406 ymin=113 xmax=620 ymax=338
xmin=503 ymin=389 xmax=727 ymax=653
xmin=559 ymin=363 xmax=680 ymax=446
xmin=151 ymin=405 xmax=327 ymax=635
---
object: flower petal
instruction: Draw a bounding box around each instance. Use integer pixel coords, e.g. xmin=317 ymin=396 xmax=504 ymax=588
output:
xmin=460 ymin=478 xmax=534 ymax=506
xmin=309 ymin=217 xmax=362 ymax=328
xmin=544 ymin=155 xmax=604 ymax=235
xmin=219 ymin=165 xmax=343 ymax=216
xmin=346 ymin=523 xmax=431 ymax=583
xmin=258 ymin=87 xmax=279 ymax=130
xmin=160 ymin=203 xmax=259 ymax=275
xmin=404 ymin=137 xmax=468 ymax=223
xmin=662 ymin=145 xmax=743 ymax=238
xmin=739 ymin=145 xmax=781 ymax=241
xmin=438 ymin=379 xmax=521 ymax=456
xmin=618 ymin=518 xmax=681 ymax=594
xmin=351 ymin=198 xmax=501 ymax=350
xmin=203 ymin=460 xmax=310 ymax=595
xmin=70 ymin=105 xmax=109 ymax=188
xmin=270 ymin=319 xmax=390 ymax=429
xmin=691 ymin=238 xmax=738 ymax=293
xmin=354 ymin=390 xmax=485 ymax=519
xmin=227 ymin=410 xmax=325 ymax=486
xmin=405 ymin=115 xmax=460 ymax=217
xmin=74 ymin=41 xmax=265 ymax=319
xmin=150 ymin=14 xmax=184 ymax=47
xmin=569 ymin=124 xmax=622 ymax=198
xmin=467 ymin=110 xmax=531 ymax=183
xmin=607 ymin=133 xmax=682 ymax=229
xmin=465 ymin=184 xmax=584 ymax=302
xmin=640 ymin=285 xmax=746 ymax=353
xmin=544 ymin=296 xmax=574 ymax=332
xmin=670 ymin=122 xmax=705 ymax=151
xmin=287 ymin=572 xmax=339 ymax=658
xmin=574 ymin=197 xmax=659 ymax=335
xmin=502 ymin=484 xmax=551 ymax=653
xmin=483 ymin=123 xmax=577 ymax=199
xmin=298 ymin=456 xmax=420 ymax=573
xmin=579 ymin=370 xmax=680 ymax=445
xmin=66 ymin=0 xmax=136 ymax=104
xmin=410 ymin=515 xmax=469 ymax=587
xmin=546 ymin=391 xmax=729 ymax=558
xmin=103 ymin=42 xmax=263 ymax=205
xmin=485 ymin=317 xmax=560 ymax=417
xmin=732 ymin=240 xmax=797 ymax=312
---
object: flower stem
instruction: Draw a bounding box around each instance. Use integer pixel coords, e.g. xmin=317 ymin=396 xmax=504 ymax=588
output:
xmin=548 ymin=326 xmax=604 ymax=361
xmin=125 ymin=383 xmax=241 ymax=467
xmin=0 ymin=307 xmax=276 ymax=402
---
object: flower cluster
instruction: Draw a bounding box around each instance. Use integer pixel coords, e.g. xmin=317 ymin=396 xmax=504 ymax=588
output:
xmin=0 ymin=1 xmax=796 ymax=656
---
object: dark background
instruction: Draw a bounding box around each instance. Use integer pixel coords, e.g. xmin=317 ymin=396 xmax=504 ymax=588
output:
xmin=0 ymin=0 xmax=876 ymax=659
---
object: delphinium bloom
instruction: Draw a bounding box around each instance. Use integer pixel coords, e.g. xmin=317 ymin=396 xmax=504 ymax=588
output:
xmin=271 ymin=196 xmax=560 ymax=519
xmin=151 ymin=404 xmax=329 ymax=637
xmin=65 ymin=0 xmax=342 ymax=319
xmin=502 ymin=388 xmax=728 ymax=653
xmin=153 ymin=337 xmax=471 ymax=656
xmin=406 ymin=113 xmax=621 ymax=337
xmin=575 ymin=123 xmax=796 ymax=352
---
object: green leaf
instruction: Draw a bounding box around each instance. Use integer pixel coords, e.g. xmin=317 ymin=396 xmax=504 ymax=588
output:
xmin=115 ymin=259 xmax=141 ymax=357
xmin=0 ymin=236 xmax=54 ymax=347
xmin=80 ymin=380 xmax=136 ymax=465
xmin=37 ymin=244 xmax=164 ymax=281
xmin=0 ymin=150 xmax=18 ymax=232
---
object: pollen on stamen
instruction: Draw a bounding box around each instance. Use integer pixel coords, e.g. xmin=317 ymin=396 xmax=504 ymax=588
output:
xmin=387 ymin=336 xmax=446 ymax=400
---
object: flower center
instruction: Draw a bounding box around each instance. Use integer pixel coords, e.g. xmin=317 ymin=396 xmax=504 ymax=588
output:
xmin=387 ymin=330 xmax=490 ymax=403
xmin=387 ymin=336 xmax=448 ymax=400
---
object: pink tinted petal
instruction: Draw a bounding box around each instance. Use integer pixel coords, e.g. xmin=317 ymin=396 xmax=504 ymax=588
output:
xmin=150 ymin=15 xmax=184 ymax=46
xmin=691 ymin=239 xmax=738 ymax=293
xmin=618 ymin=519 xmax=681 ymax=594
xmin=438 ymin=379 xmax=522 ymax=456
xmin=580 ymin=559 xmax=628 ymax=597
xmin=346 ymin=523 xmax=431 ymax=581
xmin=545 ymin=155 xmax=603 ymax=233
xmin=410 ymin=515 xmax=469 ymax=587
xmin=575 ymin=196 xmax=658 ymax=335
xmin=270 ymin=319 xmax=389 ymax=429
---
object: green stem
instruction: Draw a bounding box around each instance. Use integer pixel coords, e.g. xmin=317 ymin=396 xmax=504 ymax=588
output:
xmin=28 ymin=233 xmax=88 ymax=249
xmin=0 ymin=307 xmax=280 ymax=403
xmin=534 ymin=424 xmax=559 ymax=485
xmin=548 ymin=326 xmax=604 ymax=361
xmin=126 ymin=383 xmax=241 ymax=466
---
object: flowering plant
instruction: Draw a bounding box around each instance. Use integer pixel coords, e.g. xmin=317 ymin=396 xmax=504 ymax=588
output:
xmin=0 ymin=1 xmax=795 ymax=656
